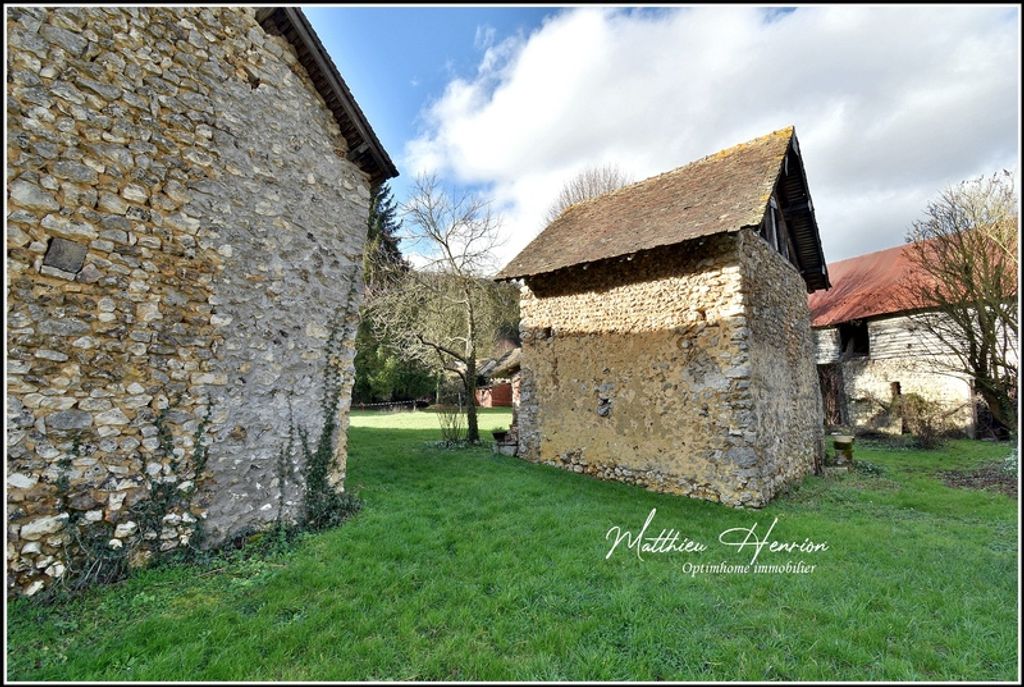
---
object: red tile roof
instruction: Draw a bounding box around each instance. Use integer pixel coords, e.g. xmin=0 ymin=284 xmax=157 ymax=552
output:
xmin=808 ymin=242 xmax=932 ymax=327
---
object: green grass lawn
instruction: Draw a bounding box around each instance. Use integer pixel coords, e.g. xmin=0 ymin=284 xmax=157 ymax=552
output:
xmin=7 ymin=409 xmax=1018 ymax=681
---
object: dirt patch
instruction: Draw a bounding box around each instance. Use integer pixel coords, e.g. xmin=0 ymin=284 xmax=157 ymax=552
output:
xmin=942 ymin=463 xmax=1018 ymax=498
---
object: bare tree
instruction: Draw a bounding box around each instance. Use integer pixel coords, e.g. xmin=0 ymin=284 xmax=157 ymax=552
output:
xmin=366 ymin=175 xmax=517 ymax=443
xmin=901 ymin=170 xmax=1019 ymax=434
xmin=545 ymin=163 xmax=633 ymax=224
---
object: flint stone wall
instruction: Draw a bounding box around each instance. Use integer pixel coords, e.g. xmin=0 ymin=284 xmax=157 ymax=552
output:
xmin=739 ymin=230 xmax=824 ymax=495
xmin=516 ymin=230 xmax=823 ymax=507
xmin=6 ymin=6 xmax=371 ymax=595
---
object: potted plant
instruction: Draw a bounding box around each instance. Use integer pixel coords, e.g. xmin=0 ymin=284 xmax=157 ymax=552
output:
xmin=491 ymin=426 xmax=509 ymax=443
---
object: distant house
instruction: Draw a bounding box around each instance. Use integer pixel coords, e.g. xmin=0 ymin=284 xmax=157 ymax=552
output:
xmin=475 ymin=347 xmax=521 ymax=409
xmin=496 ymin=127 xmax=830 ymax=508
xmin=808 ymin=243 xmax=982 ymax=435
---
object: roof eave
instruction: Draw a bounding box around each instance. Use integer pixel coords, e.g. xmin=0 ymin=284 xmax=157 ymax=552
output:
xmin=256 ymin=7 xmax=398 ymax=185
xmin=494 ymin=228 xmax=750 ymax=283
xmin=778 ymin=132 xmax=830 ymax=292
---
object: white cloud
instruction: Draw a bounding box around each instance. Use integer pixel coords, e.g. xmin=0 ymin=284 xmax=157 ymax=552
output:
xmin=473 ymin=24 xmax=496 ymax=51
xmin=404 ymin=6 xmax=1020 ymax=270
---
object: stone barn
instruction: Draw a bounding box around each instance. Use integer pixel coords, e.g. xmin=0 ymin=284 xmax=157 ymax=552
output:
xmin=809 ymin=243 xmax=994 ymax=436
xmin=6 ymin=6 xmax=396 ymax=594
xmin=495 ymin=127 xmax=830 ymax=507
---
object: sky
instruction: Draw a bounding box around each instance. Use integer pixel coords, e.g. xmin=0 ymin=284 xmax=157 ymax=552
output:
xmin=306 ymin=5 xmax=1021 ymax=272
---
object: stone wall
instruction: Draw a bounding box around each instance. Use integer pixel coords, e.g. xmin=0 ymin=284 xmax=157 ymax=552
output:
xmin=515 ymin=231 xmax=821 ymax=507
xmin=739 ymin=230 xmax=824 ymax=495
xmin=813 ymin=317 xmax=975 ymax=434
xmin=6 ymin=6 xmax=371 ymax=595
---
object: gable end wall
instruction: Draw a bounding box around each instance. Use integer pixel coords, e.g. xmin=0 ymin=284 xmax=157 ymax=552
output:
xmin=6 ymin=6 xmax=372 ymax=595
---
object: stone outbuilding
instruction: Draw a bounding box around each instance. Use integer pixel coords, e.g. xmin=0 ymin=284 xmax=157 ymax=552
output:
xmin=6 ymin=6 xmax=396 ymax=594
xmin=809 ymin=242 xmax=995 ymax=436
xmin=496 ymin=127 xmax=830 ymax=507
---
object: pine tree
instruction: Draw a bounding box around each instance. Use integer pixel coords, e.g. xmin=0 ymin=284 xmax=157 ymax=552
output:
xmin=364 ymin=182 xmax=406 ymax=292
xmin=354 ymin=182 xmax=435 ymax=405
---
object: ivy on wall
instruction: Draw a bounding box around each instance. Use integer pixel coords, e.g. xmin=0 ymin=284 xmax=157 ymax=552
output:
xmin=47 ymin=397 xmax=213 ymax=598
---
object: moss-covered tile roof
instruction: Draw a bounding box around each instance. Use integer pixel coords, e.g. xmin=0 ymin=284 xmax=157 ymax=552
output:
xmin=496 ymin=127 xmax=796 ymax=280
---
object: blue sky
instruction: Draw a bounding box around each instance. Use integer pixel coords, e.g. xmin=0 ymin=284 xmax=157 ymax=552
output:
xmin=305 ymin=6 xmax=1019 ymax=269
xmin=305 ymin=6 xmax=553 ymax=203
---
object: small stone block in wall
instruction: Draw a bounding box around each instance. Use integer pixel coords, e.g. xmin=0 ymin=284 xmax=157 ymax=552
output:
xmin=42 ymin=238 xmax=87 ymax=274
xmin=493 ymin=442 xmax=518 ymax=456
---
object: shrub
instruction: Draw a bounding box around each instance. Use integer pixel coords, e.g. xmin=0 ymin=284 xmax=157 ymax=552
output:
xmin=436 ymin=405 xmax=467 ymax=446
xmin=864 ymin=392 xmax=958 ymax=450
xmin=892 ymin=393 xmax=949 ymax=449
xmin=433 ymin=377 xmax=468 ymax=447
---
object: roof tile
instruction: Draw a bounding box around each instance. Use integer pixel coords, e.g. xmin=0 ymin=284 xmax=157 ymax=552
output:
xmin=496 ymin=127 xmax=795 ymax=280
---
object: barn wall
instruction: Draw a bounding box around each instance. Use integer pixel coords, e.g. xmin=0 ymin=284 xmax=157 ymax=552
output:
xmin=6 ymin=6 xmax=371 ymax=595
xmin=515 ymin=232 xmax=816 ymax=507
xmin=811 ymin=315 xmax=978 ymax=432
xmin=814 ymin=327 xmax=841 ymax=364
xmin=739 ymin=230 xmax=824 ymax=496
xmin=476 ymin=383 xmax=512 ymax=408
xmin=811 ymin=316 xmax=976 ymax=434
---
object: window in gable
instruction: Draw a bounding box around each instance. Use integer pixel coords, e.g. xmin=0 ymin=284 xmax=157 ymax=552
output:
xmin=838 ymin=321 xmax=870 ymax=356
